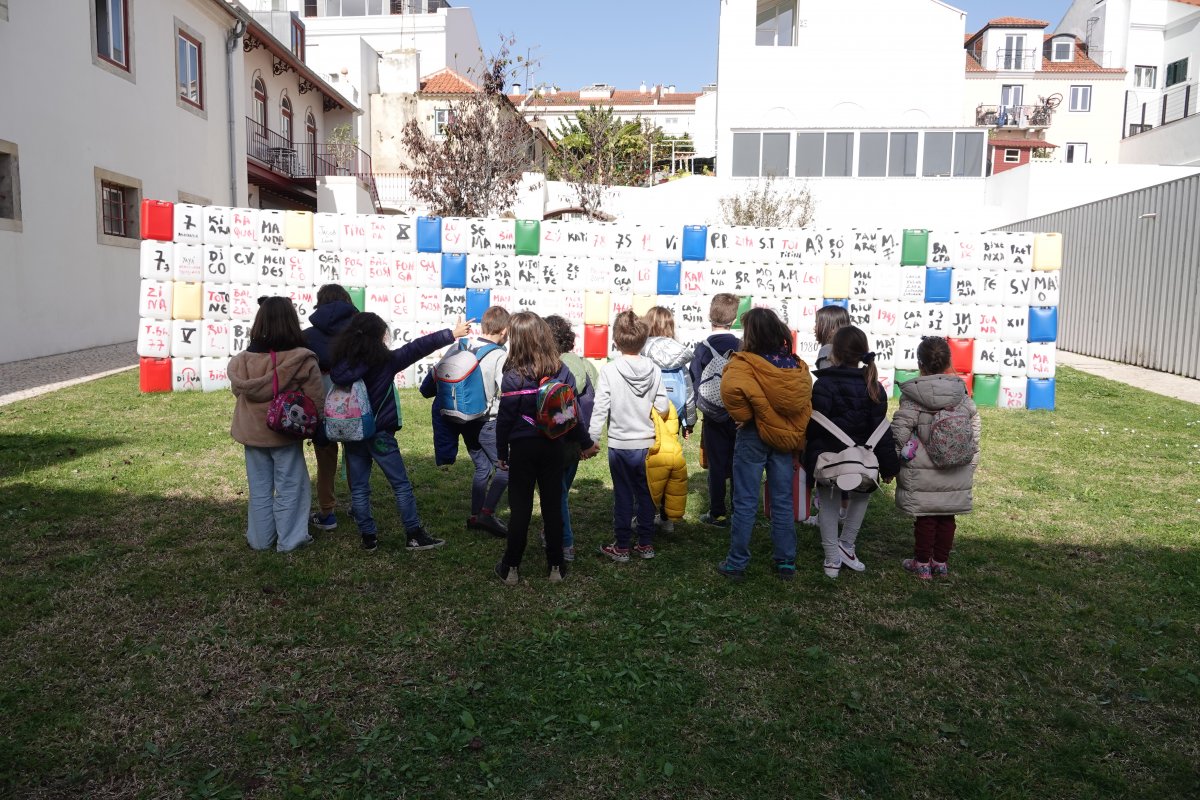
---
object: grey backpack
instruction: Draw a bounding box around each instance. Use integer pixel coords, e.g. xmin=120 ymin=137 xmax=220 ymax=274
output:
xmin=810 ymin=411 xmax=891 ymax=493
xmin=696 ymin=340 xmax=733 ymax=423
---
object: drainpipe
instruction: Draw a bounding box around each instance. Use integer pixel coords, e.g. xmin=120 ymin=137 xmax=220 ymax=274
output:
xmin=226 ymin=18 xmax=247 ymax=206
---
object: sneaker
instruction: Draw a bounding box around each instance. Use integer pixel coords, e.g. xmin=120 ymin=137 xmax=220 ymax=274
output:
xmin=715 ymin=561 xmax=746 ymax=582
xmin=902 ymin=558 xmax=932 ymax=580
xmin=700 ymin=512 xmax=729 ymax=528
xmin=563 ymin=545 xmax=576 ymax=562
xmin=838 ymin=545 xmax=866 ymax=572
xmin=467 ymin=514 xmax=507 ymax=538
xmin=633 ymin=544 xmax=656 ymax=560
xmin=599 ymin=542 xmax=630 ymax=563
xmin=931 ymin=560 xmax=950 ymax=577
xmin=823 ymin=561 xmax=841 ymax=579
xmin=494 ymin=559 xmax=518 ymax=586
xmin=547 ymin=563 xmax=567 ymax=583
xmin=774 ymin=560 xmax=796 ymax=581
xmin=405 ymin=527 xmax=445 ymax=551
xmin=360 ymin=534 xmax=378 ymax=553
xmin=310 ymin=512 xmax=337 ymax=531
xmin=657 ymin=517 xmax=675 ymax=533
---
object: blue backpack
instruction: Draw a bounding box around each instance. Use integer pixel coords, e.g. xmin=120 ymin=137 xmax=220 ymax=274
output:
xmin=660 ymin=367 xmax=690 ymax=425
xmin=434 ymin=340 xmax=503 ymax=422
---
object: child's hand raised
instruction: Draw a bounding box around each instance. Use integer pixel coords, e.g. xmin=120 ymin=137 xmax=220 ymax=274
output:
xmin=451 ymin=316 xmax=472 ymax=339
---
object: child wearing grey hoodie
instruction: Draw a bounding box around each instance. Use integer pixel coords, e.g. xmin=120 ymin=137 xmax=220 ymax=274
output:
xmin=590 ymin=311 xmax=670 ymax=562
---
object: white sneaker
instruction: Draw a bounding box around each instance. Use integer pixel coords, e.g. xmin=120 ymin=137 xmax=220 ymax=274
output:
xmin=823 ymin=561 xmax=841 ymax=579
xmin=839 ymin=545 xmax=865 ymax=572
xmin=658 ymin=518 xmax=675 ymax=533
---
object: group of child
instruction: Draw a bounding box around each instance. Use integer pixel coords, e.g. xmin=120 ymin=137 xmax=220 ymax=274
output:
xmin=227 ymin=285 xmax=980 ymax=584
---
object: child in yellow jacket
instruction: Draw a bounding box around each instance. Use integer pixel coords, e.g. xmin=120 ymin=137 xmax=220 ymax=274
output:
xmin=646 ymin=403 xmax=688 ymax=532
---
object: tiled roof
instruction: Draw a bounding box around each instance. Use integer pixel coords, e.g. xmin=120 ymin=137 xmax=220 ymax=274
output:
xmin=965 ymin=33 xmax=1125 ymax=74
xmin=985 ymin=16 xmax=1050 ymax=27
xmin=989 ymin=139 xmax=1057 ymax=148
xmin=507 ymin=86 xmax=702 ymax=108
xmin=419 ymin=68 xmax=480 ymax=95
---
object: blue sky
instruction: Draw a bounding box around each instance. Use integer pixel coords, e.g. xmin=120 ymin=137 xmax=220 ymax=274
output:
xmin=461 ymin=0 xmax=1073 ymax=91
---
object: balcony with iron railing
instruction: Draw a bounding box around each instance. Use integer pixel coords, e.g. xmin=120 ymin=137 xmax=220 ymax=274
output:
xmin=246 ymin=117 xmax=380 ymax=210
xmin=975 ymin=103 xmax=1055 ymax=128
xmin=991 ymin=48 xmax=1039 ymax=71
xmin=1123 ymin=81 xmax=1198 ymax=138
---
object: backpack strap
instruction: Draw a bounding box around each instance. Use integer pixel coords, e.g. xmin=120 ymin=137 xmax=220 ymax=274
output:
xmin=809 ymin=410 xmax=856 ymax=448
xmin=865 ymin=417 xmax=892 ymax=448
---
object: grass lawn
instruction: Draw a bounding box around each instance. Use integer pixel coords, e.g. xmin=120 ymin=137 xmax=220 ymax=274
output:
xmin=0 ymin=366 xmax=1198 ymax=799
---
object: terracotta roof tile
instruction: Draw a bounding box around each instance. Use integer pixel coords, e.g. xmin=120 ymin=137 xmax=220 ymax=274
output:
xmin=419 ymin=68 xmax=480 ymax=95
xmin=986 ymin=16 xmax=1049 ymax=27
xmin=964 ymin=33 xmax=1125 ymax=74
xmin=507 ymin=86 xmax=701 ymax=108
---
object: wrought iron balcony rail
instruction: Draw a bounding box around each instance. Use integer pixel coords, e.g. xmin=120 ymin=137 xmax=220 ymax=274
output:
xmin=975 ymin=104 xmax=1055 ymax=128
xmin=246 ymin=117 xmax=380 ymax=210
xmin=992 ymin=48 xmax=1039 ymax=70
xmin=1123 ymin=81 xmax=1198 ymax=138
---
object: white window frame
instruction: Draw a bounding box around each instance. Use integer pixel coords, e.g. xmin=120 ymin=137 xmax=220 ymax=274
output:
xmin=0 ymin=139 xmax=21 ymax=232
xmin=175 ymin=20 xmax=205 ymax=117
xmin=1003 ymin=149 xmax=1021 ymax=164
xmin=755 ymin=0 xmax=797 ymax=47
xmin=94 ymin=166 xmax=142 ymax=248
xmin=434 ymin=108 xmax=454 ymax=136
xmin=1134 ymin=65 xmax=1157 ymax=89
xmin=1069 ymin=85 xmax=1092 ymax=112
xmin=1051 ymin=38 xmax=1074 ymax=62
xmin=1003 ymin=34 xmax=1027 ymax=70
xmin=1065 ymin=142 xmax=1088 ymax=164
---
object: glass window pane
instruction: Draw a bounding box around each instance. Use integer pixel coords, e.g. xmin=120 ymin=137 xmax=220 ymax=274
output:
xmin=795 ymin=132 xmax=824 ymax=177
xmin=776 ymin=3 xmax=794 ymax=46
xmin=732 ymin=133 xmax=761 ymax=178
xmin=859 ymin=132 xmax=887 ymax=177
xmin=953 ymin=132 xmax=984 ymax=177
xmin=825 ymin=133 xmax=853 ymax=177
xmin=923 ymin=132 xmax=953 ymax=177
xmin=111 ymin=0 xmax=125 ymax=62
xmin=889 ymin=132 xmax=917 ymax=177
xmin=761 ymin=132 xmax=789 ymax=177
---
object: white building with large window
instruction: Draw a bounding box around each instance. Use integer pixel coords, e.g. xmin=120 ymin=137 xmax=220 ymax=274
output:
xmin=716 ymin=0 xmax=989 ymax=226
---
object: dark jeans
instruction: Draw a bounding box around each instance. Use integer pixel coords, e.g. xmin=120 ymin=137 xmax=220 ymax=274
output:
xmin=609 ymin=447 xmax=654 ymax=548
xmin=344 ymin=430 xmax=422 ymax=536
xmin=503 ymin=437 xmax=566 ymax=569
xmin=702 ymin=417 xmax=737 ymax=517
xmin=450 ymin=417 xmax=509 ymax=516
xmin=914 ymin=515 xmax=956 ymax=563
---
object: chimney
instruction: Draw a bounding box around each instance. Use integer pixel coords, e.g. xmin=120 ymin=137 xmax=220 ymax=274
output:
xmin=668 ymin=84 xmax=676 ymax=94
xmin=512 ymin=83 xmax=522 ymax=95
xmin=639 ymin=81 xmax=647 ymax=93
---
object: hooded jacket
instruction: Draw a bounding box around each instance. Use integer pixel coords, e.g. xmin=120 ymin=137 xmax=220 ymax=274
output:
xmin=646 ymin=404 xmax=688 ymax=520
xmin=229 ymin=345 xmax=325 ymax=448
xmin=891 ymin=373 xmax=981 ymax=516
xmin=720 ymin=352 xmax=813 ymax=453
xmin=495 ymin=363 xmax=595 ymax=461
xmin=642 ymin=336 xmax=696 ymax=427
xmin=588 ymin=355 xmax=670 ymax=450
xmin=303 ymin=301 xmax=357 ymax=372
xmin=803 ymin=365 xmax=899 ymax=480
xmin=329 ymin=329 xmax=454 ymax=433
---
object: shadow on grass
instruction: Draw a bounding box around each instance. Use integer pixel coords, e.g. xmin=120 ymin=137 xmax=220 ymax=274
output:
xmin=0 ymin=432 xmax=128 ymax=478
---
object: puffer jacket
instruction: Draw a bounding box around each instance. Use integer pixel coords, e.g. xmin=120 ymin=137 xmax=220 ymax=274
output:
xmin=642 ymin=336 xmax=696 ymax=428
xmin=304 ymin=301 xmax=357 ymax=372
xmin=891 ymin=373 xmax=981 ymax=516
xmin=229 ymin=344 xmax=325 ymax=448
xmin=720 ymin=352 xmax=813 ymax=453
xmin=646 ymin=404 xmax=688 ymax=520
xmin=804 ymin=365 xmax=899 ymax=480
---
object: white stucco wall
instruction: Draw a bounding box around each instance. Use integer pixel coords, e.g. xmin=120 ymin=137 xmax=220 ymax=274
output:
xmin=1120 ymin=113 xmax=1200 ymax=164
xmin=0 ymin=0 xmax=245 ymax=362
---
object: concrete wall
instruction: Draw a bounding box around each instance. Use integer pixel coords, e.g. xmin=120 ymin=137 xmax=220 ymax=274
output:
xmin=0 ymin=0 xmax=245 ymax=362
xmin=1120 ymin=112 xmax=1200 ymax=164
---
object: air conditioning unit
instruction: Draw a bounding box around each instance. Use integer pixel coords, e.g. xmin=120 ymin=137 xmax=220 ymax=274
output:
xmin=1128 ymin=123 xmax=1153 ymax=136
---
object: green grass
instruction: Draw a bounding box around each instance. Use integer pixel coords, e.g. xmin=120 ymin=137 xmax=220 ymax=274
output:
xmin=1 ymin=367 xmax=1198 ymax=799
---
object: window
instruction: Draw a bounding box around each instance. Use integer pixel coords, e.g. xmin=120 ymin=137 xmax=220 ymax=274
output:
xmin=280 ymin=95 xmax=293 ymax=145
xmin=953 ymin=132 xmax=985 ymax=177
xmin=1000 ymin=84 xmax=1024 ymax=109
xmin=1069 ymin=85 xmax=1091 ymax=112
xmin=923 ymin=132 xmax=953 ymax=177
xmin=253 ymin=77 xmax=268 ymax=132
xmin=1065 ymin=142 xmax=1088 ymax=163
xmin=731 ymin=133 xmax=761 ymax=177
xmin=1134 ymin=65 xmax=1157 ymax=89
xmin=94 ymin=0 xmax=129 ymax=70
xmin=0 ymin=139 xmax=21 ymax=232
xmin=324 ymin=0 xmax=385 ymax=15
xmin=1 ymin=0 xmax=8 ymax=22
xmin=176 ymin=30 xmax=203 ymax=110
xmin=306 ymin=111 xmax=317 ymax=174
xmin=1003 ymin=34 xmax=1027 ymax=70
xmin=1003 ymin=149 xmax=1021 ymax=164
xmin=434 ymin=108 xmax=455 ymax=135
xmin=305 ymin=0 xmax=318 ymax=16
xmin=824 ymin=133 xmax=853 ymax=177
xmin=756 ymin=0 xmax=796 ymax=47
xmin=761 ymin=132 xmax=790 ymax=177
xmin=1051 ymin=38 xmax=1074 ymax=62
xmin=94 ymin=167 xmax=141 ymax=247
xmin=888 ymin=132 xmax=918 ymax=177
xmin=795 ymin=132 xmax=824 ymax=177
xmin=1165 ymin=58 xmax=1189 ymax=88
xmin=858 ymin=132 xmax=887 ymax=177
xmin=291 ymin=19 xmax=305 ymax=58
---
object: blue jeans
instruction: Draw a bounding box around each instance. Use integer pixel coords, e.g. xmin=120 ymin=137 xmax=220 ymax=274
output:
xmin=561 ymin=449 xmax=580 ymax=548
xmin=725 ymin=424 xmax=797 ymax=571
xmin=467 ymin=417 xmax=509 ymax=516
xmin=344 ymin=430 xmax=422 ymax=536
xmin=609 ymin=448 xmax=654 ymax=548
xmin=244 ymin=443 xmax=313 ymax=553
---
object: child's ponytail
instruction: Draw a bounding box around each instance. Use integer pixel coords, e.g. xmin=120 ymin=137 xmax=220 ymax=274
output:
xmin=830 ymin=325 xmax=882 ymax=403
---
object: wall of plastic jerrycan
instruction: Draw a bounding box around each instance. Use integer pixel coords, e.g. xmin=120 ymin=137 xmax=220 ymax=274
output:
xmin=681 ymin=225 xmax=707 ymax=261
xmin=583 ymin=324 xmax=609 ymax=359
xmin=1026 ymin=377 xmax=1056 ymax=410
xmin=947 ymin=337 xmax=974 ymax=374
xmin=924 ymin=267 xmax=952 ymax=303
xmin=730 ymin=295 xmax=754 ymax=330
xmin=139 ymin=357 xmax=173 ymax=392
xmin=514 ymin=220 xmax=540 ymax=256
xmin=417 ymin=216 xmax=442 ymax=253
xmin=900 ymin=229 xmax=930 ymax=266
xmin=140 ymin=199 xmax=174 ymax=241
xmin=347 ymin=286 xmax=366 ymax=312
xmin=1032 ymin=233 xmax=1063 ymax=271
xmin=465 ymin=288 xmax=491 ymax=322
xmin=1028 ymin=306 xmax=1058 ymax=343
xmin=656 ymin=261 xmax=681 ymax=295
xmin=972 ymin=374 xmax=1001 ymax=407
xmin=999 ymin=375 xmax=1027 ymax=408
xmin=441 ymin=253 xmax=467 ymax=289
xmin=173 ymin=358 xmax=202 ymax=391
xmin=892 ymin=368 xmax=920 ymax=398
xmin=284 ymin=210 xmax=314 ymax=250
xmin=173 ymin=282 xmax=203 ymax=321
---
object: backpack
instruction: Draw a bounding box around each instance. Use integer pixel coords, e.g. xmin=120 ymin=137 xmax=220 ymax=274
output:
xmin=923 ymin=397 xmax=977 ymax=467
xmin=809 ymin=410 xmax=891 ymax=493
xmin=265 ymin=351 xmax=319 ymax=439
xmin=696 ymin=340 xmax=733 ymax=423
xmin=660 ymin=367 xmax=690 ymax=426
xmin=434 ymin=340 xmax=503 ymax=421
xmin=323 ymin=379 xmax=376 ymax=442
xmin=503 ymin=377 xmax=580 ymax=439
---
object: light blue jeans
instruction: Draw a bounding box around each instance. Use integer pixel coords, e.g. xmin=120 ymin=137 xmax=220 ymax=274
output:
xmin=724 ymin=425 xmax=797 ymax=571
xmin=244 ymin=443 xmax=313 ymax=553
xmin=344 ymin=430 xmax=422 ymax=535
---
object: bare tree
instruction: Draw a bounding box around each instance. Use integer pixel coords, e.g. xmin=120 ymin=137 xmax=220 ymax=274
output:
xmin=400 ymin=39 xmax=537 ymax=217
xmin=719 ymin=176 xmax=816 ymax=227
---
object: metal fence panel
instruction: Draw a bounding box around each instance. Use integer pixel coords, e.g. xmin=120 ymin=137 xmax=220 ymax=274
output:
xmin=998 ymin=174 xmax=1200 ymax=379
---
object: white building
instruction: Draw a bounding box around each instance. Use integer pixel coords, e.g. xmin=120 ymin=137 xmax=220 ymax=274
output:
xmin=509 ymin=83 xmax=706 ymax=142
xmin=1056 ymin=0 xmax=1200 ymax=166
xmin=963 ymin=17 xmax=1127 ymax=168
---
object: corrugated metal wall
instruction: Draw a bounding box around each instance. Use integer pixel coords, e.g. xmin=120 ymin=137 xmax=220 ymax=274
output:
xmin=998 ymin=174 xmax=1200 ymax=379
